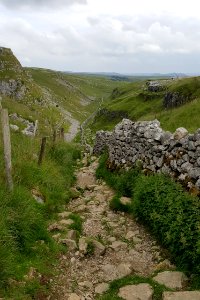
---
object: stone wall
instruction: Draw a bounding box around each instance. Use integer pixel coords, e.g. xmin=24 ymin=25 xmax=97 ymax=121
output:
xmin=93 ymin=119 xmax=200 ymax=192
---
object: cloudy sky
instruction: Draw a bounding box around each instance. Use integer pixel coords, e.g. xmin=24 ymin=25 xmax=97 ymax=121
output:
xmin=1 ymin=0 xmax=200 ymax=73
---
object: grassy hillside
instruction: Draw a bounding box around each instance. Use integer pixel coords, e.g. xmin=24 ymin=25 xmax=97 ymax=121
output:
xmin=0 ymin=48 xmax=131 ymax=298
xmin=27 ymin=68 xmax=128 ymax=122
xmin=91 ymin=76 xmax=200 ymax=133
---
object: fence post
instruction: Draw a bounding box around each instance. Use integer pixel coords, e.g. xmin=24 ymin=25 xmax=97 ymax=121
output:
xmin=38 ymin=137 xmax=47 ymax=166
xmin=1 ymin=109 xmax=13 ymax=191
xmin=33 ymin=120 xmax=38 ymax=137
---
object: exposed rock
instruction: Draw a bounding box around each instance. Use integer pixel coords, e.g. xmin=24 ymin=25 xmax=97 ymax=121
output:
xmin=120 ymin=196 xmax=132 ymax=205
xmin=109 ymin=240 xmax=128 ymax=251
xmin=60 ymin=239 xmax=77 ymax=250
xmin=101 ymin=263 xmax=132 ymax=281
xmin=79 ymin=237 xmax=88 ymax=254
xmin=59 ymin=219 xmax=74 ymax=226
xmin=173 ymin=127 xmax=188 ymax=140
xmin=95 ymin=283 xmax=109 ymax=294
xmin=58 ymin=211 xmax=71 ymax=219
xmin=92 ymin=240 xmax=106 ymax=256
xmin=67 ymin=230 xmax=77 ymax=240
xmin=10 ymin=124 xmax=19 ymax=131
xmin=153 ymin=271 xmax=188 ymax=289
xmin=78 ymin=281 xmax=93 ymax=289
xmin=118 ymin=283 xmax=153 ymax=300
xmin=68 ymin=293 xmax=81 ymax=300
xmin=48 ymin=222 xmax=63 ymax=232
xmin=163 ymin=291 xmax=200 ymax=300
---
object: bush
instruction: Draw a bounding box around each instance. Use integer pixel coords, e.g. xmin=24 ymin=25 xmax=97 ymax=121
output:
xmin=96 ymin=153 xmax=140 ymax=197
xmin=133 ymin=174 xmax=200 ymax=274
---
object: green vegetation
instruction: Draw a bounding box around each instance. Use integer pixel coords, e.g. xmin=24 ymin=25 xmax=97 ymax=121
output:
xmin=27 ymin=68 xmax=128 ymax=122
xmin=91 ymin=77 xmax=200 ymax=133
xmin=96 ymin=153 xmax=200 ymax=281
xmin=97 ymin=275 xmax=170 ymax=300
xmin=68 ymin=213 xmax=83 ymax=235
xmin=0 ymin=132 xmax=80 ymax=298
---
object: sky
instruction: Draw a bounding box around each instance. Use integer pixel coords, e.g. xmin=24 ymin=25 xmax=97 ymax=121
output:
xmin=1 ymin=0 xmax=200 ymax=73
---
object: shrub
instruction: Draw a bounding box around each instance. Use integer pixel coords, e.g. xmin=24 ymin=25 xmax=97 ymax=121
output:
xmin=133 ymin=174 xmax=200 ymax=274
xmin=96 ymin=153 xmax=140 ymax=197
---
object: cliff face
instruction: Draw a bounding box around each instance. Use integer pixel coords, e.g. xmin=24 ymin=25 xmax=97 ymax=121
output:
xmin=0 ymin=47 xmax=27 ymax=99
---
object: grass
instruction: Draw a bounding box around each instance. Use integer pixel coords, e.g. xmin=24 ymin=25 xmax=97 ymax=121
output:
xmin=91 ymin=76 xmax=200 ymax=133
xmin=27 ymin=68 xmax=128 ymax=123
xmin=0 ymin=134 xmax=81 ymax=298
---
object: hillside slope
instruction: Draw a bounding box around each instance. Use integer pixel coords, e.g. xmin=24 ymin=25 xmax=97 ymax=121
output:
xmin=91 ymin=77 xmax=200 ymax=133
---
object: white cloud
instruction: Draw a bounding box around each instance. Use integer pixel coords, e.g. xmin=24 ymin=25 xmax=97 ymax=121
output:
xmin=0 ymin=0 xmax=87 ymax=10
xmin=1 ymin=0 xmax=200 ymax=72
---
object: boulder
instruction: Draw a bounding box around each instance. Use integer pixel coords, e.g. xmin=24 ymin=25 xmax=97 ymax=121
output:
xmin=163 ymin=291 xmax=200 ymax=300
xmin=153 ymin=271 xmax=188 ymax=289
xmin=118 ymin=283 xmax=153 ymax=300
xmin=173 ymin=128 xmax=188 ymax=140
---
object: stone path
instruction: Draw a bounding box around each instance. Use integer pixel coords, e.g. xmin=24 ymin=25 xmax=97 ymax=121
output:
xmin=48 ymin=157 xmax=200 ymax=300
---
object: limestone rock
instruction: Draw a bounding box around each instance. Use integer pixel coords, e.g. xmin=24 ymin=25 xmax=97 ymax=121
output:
xmin=74 ymin=204 xmax=87 ymax=213
xmin=79 ymin=237 xmax=88 ymax=254
xmin=92 ymin=240 xmax=106 ymax=255
xmin=59 ymin=219 xmax=74 ymax=226
xmin=68 ymin=293 xmax=81 ymax=300
xmin=125 ymin=231 xmax=136 ymax=240
xmin=110 ymin=240 xmax=127 ymax=251
xmin=48 ymin=222 xmax=63 ymax=232
xmin=163 ymin=291 xmax=200 ymax=300
xmin=67 ymin=230 xmax=77 ymax=240
xmin=10 ymin=124 xmax=19 ymax=131
xmin=78 ymin=281 xmax=93 ymax=289
xmin=120 ymin=196 xmax=132 ymax=205
xmin=153 ymin=271 xmax=188 ymax=289
xmin=60 ymin=239 xmax=77 ymax=250
xmin=76 ymin=172 xmax=96 ymax=189
xmin=58 ymin=211 xmax=71 ymax=219
xmin=101 ymin=263 xmax=132 ymax=281
xmin=95 ymin=283 xmax=109 ymax=294
xmin=118 ymin=283 xmax=153 ymax=300
xmin=173 ymin=127 xmax=188 ymax=140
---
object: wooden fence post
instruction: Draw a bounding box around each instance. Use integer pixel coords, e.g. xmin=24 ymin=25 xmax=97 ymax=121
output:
xmin=33 ymin=120 xmax=38 ymax=137
xmin=38 ymin=137 xmax=47 ymax=166
xmin=1 ymin=109 xmax=13 ymax=191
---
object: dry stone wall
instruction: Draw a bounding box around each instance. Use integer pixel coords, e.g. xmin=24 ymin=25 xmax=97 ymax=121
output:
xmin=94 ymin=119 xmax=200 ymax=192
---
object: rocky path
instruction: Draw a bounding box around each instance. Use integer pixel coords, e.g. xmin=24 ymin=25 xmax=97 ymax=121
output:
xmin=48 ymin=157 xmax=200 ymax=300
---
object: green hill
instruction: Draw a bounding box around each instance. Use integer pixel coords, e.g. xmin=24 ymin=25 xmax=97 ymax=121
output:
xmin=91 ymin=76 xmax=200 ymax=133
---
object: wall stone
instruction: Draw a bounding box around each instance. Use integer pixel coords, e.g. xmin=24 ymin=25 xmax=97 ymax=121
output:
xmin=93 ymin=119 xmax=200 ymax=194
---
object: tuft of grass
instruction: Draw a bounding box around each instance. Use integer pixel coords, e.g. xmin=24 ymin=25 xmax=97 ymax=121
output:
xmin=68 ymin=213 xmax=83 ymax=235
xmin=109 ymin=194 xmax=132 ymax=213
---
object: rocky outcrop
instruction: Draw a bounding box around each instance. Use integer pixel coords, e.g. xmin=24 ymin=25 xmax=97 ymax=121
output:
xmin=0 ymin=79 xmax=26 ymax=99
xmin=146 ymin=81 xmax=164 ymax=92
xmin=0 ymin=47 xmax=27 ymax=99
xmin=163 ymin=92 xmax=193 ymax=108
xmin=94 ymin=119 xmax=200 ymax=193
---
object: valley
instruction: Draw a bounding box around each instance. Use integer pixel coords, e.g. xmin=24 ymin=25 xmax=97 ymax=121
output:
xmin=1 ymin=47 xmax=200 ymax=299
